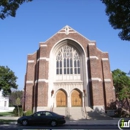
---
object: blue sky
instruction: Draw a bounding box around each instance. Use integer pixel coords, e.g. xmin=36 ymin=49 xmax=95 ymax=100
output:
xmin=0 ymin=0 xmax=130 ymax=90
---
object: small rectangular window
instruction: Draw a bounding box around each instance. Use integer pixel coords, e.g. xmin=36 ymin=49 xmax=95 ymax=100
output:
xmin=56 ymin=61 xmax=58 ymax=67
xmin=60 ymin=61 xmax=62 ymax=67
xmin=56 ymin=69 xmax=59 ymax=74
xmin=78 ymin=68 xmax=80 ymax=74
xmin=74 ymin=68 xmax=77 ymax=74
xmin=70 ymin=59 xmax=72 ymax=67
xmin=64 ymin=69 xmax=66 ymax=74
xmin=67 ymin=68 xmax=69 ymax=74
xmin=4 ymin=101 xmax=6 ymax=107
xmin=64 ymin=59 xmax=66 ymax=67
xmin=74 ymin=60 xmax=76 ymax=67
xmin=60 ymin=69 xmax=62 ymax=74
xmin=78 ymin=60 xmax=80 ymax=67
xmin=67 ymin=59 xmax=69 ymax=67
xmin=70 ymin=68 xmax=73 ymax=74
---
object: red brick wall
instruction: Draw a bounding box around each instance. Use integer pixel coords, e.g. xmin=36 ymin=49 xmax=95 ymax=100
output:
xmin=25 ymin=84 xmax=33 ymax=111
xmin=24 ymin=52 xmax=36 ymax=111
xmin=91 ymin=81 xmax=104 ymax=106
xmin=102 ymin=59 xmax=116 ymax=108
xmin=37 ymin=82 xmax=48 ymax=106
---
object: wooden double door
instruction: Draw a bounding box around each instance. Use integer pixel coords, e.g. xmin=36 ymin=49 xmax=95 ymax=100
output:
xmin=56 ymin=90 xmax=67 ymax=107
xmin=71 ymin=90 xmax=82 ymax=107
xmin=56 ymin=89 xmax=82 ymax=107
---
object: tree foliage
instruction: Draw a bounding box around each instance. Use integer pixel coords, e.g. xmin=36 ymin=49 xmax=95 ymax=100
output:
xmin=101 ymin=0 xmax=130 ymax=41
xmin=0 ymin=0 xmax=32 ymax=19
xmin=112 ymin=69 xmax=130 ymax=99
xmin=112 ymin=69 xmax=130 ymax=116
xmin=9 ymin=90 xmax=23 ymax=106
xmin=0 ymin=66 xmax=18 ymax=96
xmin=16 ymin=97 xmax=21 ymax=105
xmin=16 ymin=97 xmax=21 ymax=116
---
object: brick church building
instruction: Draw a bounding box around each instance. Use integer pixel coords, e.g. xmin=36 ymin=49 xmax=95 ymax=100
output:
xmin=23 ymin=25 xmax=115 ymax=113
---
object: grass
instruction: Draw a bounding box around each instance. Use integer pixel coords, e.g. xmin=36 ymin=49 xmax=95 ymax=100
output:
xmin=0 ymin=119 xmax=16 ymax=124
xmin=0 ymin=112 xmax=14 ymax=116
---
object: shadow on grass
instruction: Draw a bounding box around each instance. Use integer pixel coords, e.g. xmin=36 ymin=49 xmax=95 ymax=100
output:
xmin=0 ymin=112 xmax=14 ymax=116
xmin=0 ymin=119 xmax=16 ymax=124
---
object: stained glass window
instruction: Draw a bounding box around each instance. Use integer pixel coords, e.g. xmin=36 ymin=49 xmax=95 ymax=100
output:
xmin=56 ymin=45 xmax=80 ymax=75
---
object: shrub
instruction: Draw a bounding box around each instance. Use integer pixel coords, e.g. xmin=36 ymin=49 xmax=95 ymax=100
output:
xmin=25 ymin=110 xmax=33 ymax=116
xmin=13 ymin=107 xmax=23 ymax=116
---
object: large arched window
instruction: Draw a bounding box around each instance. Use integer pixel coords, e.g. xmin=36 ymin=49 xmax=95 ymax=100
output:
xmin=56 ymin=45 xmax=80 ymax=80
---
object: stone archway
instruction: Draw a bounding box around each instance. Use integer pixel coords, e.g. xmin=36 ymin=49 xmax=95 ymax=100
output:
xmin=56 ymin=90 xmax=67 ymax=107
xmin=71 ymin=89 xmax=82 ymax=107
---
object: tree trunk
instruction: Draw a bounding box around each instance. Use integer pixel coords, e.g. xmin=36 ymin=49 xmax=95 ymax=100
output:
xmin=17 ymin=106 xmax=20 ymax=116
xmin=126 ymin=98 xmax=130 ymax=117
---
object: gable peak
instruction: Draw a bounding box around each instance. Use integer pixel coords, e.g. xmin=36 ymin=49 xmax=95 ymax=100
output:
xmin=58 ymin=25 xmax=76 ymax=35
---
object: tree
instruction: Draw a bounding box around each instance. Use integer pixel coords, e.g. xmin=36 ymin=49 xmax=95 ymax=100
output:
xmin=101 ymin=0 xmax=130 ymax=41
xmin=9 ymin=90 xmax=23 ymax=106
xmin=112 ymin=69 xmax=130 ymax=94
xmin=112 ymin=69 xmax=130 ymax=116
xmin=0 ymin=0 xmax=32 ymax=19
xmin=0 ymin=66 xmax=18 ymax=96
xmin=15 ymin=97 xmax=21 ymax=116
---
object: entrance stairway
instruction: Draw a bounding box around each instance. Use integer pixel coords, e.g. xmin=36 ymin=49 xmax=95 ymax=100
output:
xmin=53 ymin=107 xmax=113 ymax=120
xmin=53 ymin=107 xmax=88 ymax=120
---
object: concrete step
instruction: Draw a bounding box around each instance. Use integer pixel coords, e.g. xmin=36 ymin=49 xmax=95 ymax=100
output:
xmin=69 ymin=107 xmax=86 ymax=120
xmin=53 ymin=107 xmax=113 ymax=120
xmin=53 ymin=107 xmax=66 ymax=115
xmin=53 ymin=107 xmax=89 ymax=120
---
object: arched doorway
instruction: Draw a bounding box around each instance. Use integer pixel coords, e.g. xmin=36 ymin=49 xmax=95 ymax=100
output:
xmin=71 ymin=89 xmax=82 ymax=107
xmin=56 ymin=90 xmax=67 ymax=107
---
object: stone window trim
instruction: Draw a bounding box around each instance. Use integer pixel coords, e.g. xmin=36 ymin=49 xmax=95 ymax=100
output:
xmin=50 ymin=38 xmax=86 ymax=58
xmin=102 ymin=58 xmax=109 ymax=61
xmin=35 ymin=79 xmax=49 ymax=83
xmin=89 ymin=78 xmax=102 ymax=82
xmin=53 ymin=80 xmax=83 ymax=83
xmin=89 ymin=56 xmax=99 ymax=60
xmin=28 ymin=60 xmax=34 ymax=63
xmin=37 ymin=57 xmax=49 ymax=62
xmin=104 ymin=79 xmax=111 ymax=82
xmin=50 ymin=39 xmax=88 ymax=82
xmin=40 ymin=44 xmax=47 ymax=47
xmin=26 ymin=81 xmax=33 ymax=84
xmin=88 ymin=43 xmax=95 ymax=46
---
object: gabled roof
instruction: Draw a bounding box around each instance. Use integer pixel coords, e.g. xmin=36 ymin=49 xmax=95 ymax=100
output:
xmin=58 ymin=25 xmax=76 ymax=35
xmin=40 ymin=25 xmax=94 ymax=43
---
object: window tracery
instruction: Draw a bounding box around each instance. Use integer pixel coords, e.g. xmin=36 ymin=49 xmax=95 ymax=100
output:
xmin=56 ymin=45 xmax=80 ymax=75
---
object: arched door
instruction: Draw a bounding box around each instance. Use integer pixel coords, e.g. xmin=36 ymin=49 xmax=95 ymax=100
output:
xmin=71 ymin=89 xmax=82 ymax=107
xmin=56 ymin=90 xmax=67 ymax=107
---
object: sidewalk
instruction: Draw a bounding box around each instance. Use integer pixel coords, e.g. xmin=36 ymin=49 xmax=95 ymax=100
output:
xmin=0 ymin=116 xmax=119 ymax=126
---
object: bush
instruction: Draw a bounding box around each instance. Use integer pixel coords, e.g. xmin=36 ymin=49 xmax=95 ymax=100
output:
xmin=25 ymin=110 xmax=33 ymax=116
xmin=13 ymin=107 xmax=23 ymax=116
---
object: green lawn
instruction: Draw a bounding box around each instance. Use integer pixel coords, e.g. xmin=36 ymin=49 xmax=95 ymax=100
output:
xmin=0 ymin=119 xmax=16 ymax=124
xmin=0 ymin=112 xmax=14 ymax=116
